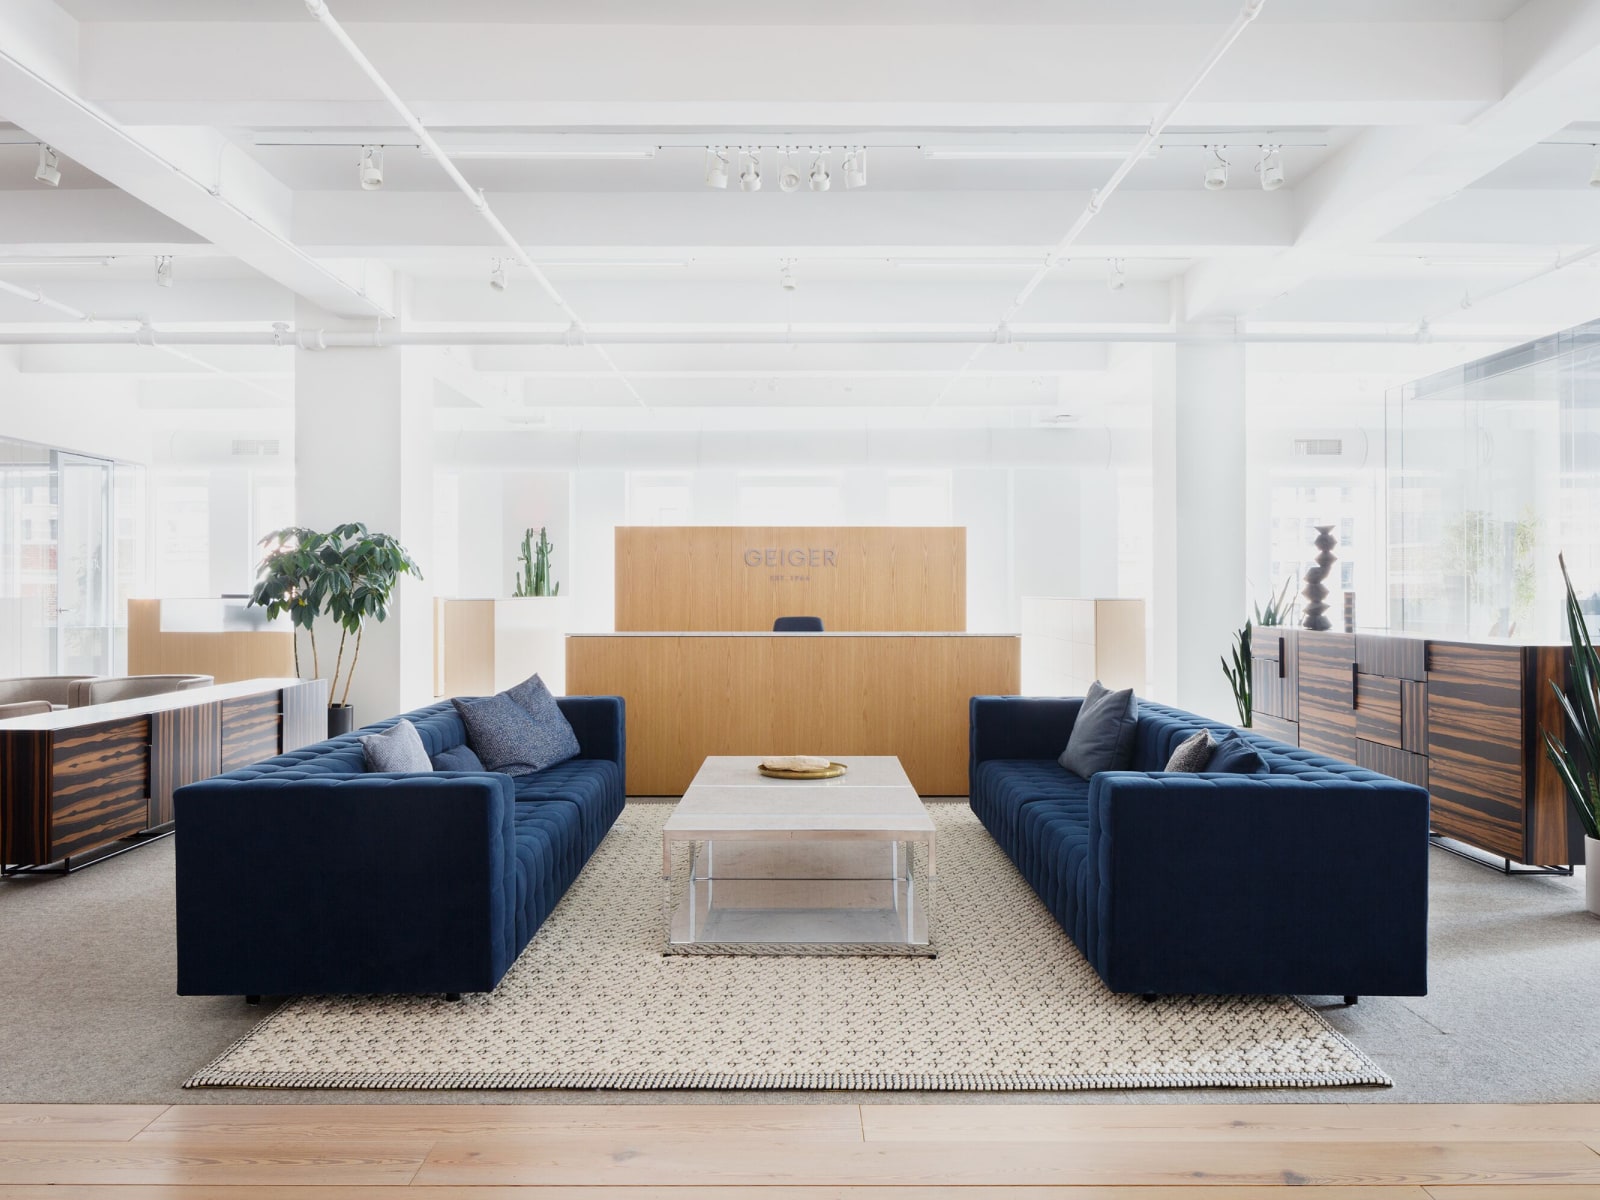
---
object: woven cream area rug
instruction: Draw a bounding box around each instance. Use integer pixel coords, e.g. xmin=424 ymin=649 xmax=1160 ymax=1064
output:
xmin=189 ymin=801 xmax=1389 ymax=1091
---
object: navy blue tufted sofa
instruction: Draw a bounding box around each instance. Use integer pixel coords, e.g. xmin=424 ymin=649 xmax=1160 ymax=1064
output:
xmin=175 ymin=696 xmax=624 ymax=999
xmin=969 ymin=695 xmax=1429 ymax=1000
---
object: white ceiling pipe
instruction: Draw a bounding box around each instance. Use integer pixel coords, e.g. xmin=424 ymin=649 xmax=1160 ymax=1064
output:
xmin=0 ymin=328 xmax=1517 ymax=347
xmin=303 ymin=0 xmax=644 ymax=408
xmin=0 ymin=277 xmax=287 ymax=398
xmin=934 ymin=0 xmax=1268 ymax=404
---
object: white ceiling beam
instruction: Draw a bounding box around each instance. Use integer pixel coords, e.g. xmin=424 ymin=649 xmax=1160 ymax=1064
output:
xmin=1184 ymin=0 xmax=1600 ymax=319
xmin=74 ymin=20 xmax=1501 ymax=129
xmin=0 ymin=3 xmax=392 ymax=319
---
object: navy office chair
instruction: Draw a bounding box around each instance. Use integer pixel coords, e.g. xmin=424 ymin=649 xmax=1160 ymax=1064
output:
xmin=773 ymin=616 xmax=825 ymax=632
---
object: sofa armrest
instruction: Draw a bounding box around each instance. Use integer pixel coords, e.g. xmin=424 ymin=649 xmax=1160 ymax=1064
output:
xmin=1085 ymin=771 xmax=1430 ymax=996
xmin=557 ymin=695 xmax=625 ymax=773
xmin=175 ymin=772 xmax=519 ymax=997
xmin=969 ymin=696 xmax=1081 ymax=771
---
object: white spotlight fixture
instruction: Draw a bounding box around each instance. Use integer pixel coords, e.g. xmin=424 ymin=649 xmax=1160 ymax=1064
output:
xmin=358 ymin=145 xmax=384 ymax=190
xmin=1590 ymin=146 xmax=1600 ymax=188
xmin=808 ymin=150 xmax=831 ymax=192
xmin=739 ymin=148 xmax=762 ymax=192
xmin=1203 ymin=146 xmax=1229 ymax=191
xmin=1256 ymin=145 xmax=1285 ymax=191
xmin=155 ymin=255 xmax=174 ymax=288
xmin=780 ymin=259 xmax=797 ymax=291
xmin=1107 ymin=258 xmax=1126 ymax=291
xmin=489 ymin=258 xmax=507 ymax=291
xmin=34 ymin=144 xmax=60 ymax=187
xmin=704 ymin=146 xmax=730 ymax=189
xmin=779 ymin=150 xmax=802 ymax=193
xmin=843 ymin=147 xmax=867 ymax=189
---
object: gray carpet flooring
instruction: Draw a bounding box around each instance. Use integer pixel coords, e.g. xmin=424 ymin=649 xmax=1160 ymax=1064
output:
xmin=2 ymin=804 xmax=1596 ymax=1105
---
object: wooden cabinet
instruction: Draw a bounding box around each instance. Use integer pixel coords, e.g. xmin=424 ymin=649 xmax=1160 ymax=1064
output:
xmin=1251 ymin=627 xmax=1582 ymax=868
xmin=1 ymin=678 xmax=326 ymax=871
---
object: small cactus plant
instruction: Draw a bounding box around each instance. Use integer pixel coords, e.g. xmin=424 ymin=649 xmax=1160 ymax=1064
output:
xmin=513 ymin=526 xmax=560 ymax=597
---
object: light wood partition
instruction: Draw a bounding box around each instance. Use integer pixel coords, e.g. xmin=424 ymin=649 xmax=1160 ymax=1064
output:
xmin=435 ymin=597 xmax=571 ymax=697
xmin=128 ymin=599 xmax=294 ymax=684
xmin=1020 ymin=597 xmax=1146 ymax=696
xmin=567 ymin=633 xmax=1019 ymax=796
xmin=614 ymin=527 xmax=966 ymax=632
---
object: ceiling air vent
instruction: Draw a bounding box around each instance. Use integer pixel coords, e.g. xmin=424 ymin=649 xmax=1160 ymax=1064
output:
xmin=230 ymin=438 xmax=281 ymax=457
xmin=1292 ymin=438 xmax=1342 ymax=457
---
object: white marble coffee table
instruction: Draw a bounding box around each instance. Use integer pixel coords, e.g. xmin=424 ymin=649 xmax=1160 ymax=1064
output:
xmin=661 ymin=755 xmax=938 ymax=956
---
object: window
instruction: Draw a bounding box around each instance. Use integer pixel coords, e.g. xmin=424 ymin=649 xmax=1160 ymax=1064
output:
xmin=627 ymin=472 xmax=694 ymax=524
xmin=737 ymin=474 xmax=843 ymax=526
xmin=153 ymin=478 xmax=210 ymax=597
xmin=886 ymin=471 xmax=952 ymax=525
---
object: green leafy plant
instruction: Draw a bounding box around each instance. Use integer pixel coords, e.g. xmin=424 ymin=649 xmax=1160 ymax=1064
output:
xmin=1222 ymin=621 xmax=1252 ymax=727
xmin=249 ymin=527 xmax=333 ymax=680
xmin=1220 ymin=578 xmax=1296 ymax=727
xmin=322 ymin=522 xmax=424 ymax=709
xmin=512 ymin=526 xmax=560 ymax=597
xmin=1254 ymin=575 xmax=1296 ymax=627
xmin=1541 ymin=553 xmax=1600 ymax=841
xmin=249 ymin=523 xmax=422 ymax=709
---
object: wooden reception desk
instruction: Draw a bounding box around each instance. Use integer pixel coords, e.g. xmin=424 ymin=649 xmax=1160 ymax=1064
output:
xmin=566 ymin=633 xmax=1020 ymax=797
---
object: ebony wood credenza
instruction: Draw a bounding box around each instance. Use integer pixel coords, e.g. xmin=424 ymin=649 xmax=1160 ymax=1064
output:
xmin=0 ymin=677 xmax=327 ymax=871
xmin=1252 ymin=628 xmax=1581 ymax=869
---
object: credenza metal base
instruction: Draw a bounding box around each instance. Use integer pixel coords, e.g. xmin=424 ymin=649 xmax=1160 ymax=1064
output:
xmin=1 ymin=823 xmax=175 ymax=878
xmin=1429 ymin=832 xmax=1575 ymax=877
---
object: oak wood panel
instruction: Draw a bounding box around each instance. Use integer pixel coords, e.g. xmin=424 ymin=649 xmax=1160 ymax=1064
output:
xmin=0 ymin=1107 xmax=165 ymax=1143
xmin=614 ymin=526 xmax=966 ymax=632
xmin=219 ymin=694 xmax=281 ymax=773
xmin=0 ymin=1187 xmax=1438 ymax=1200
xmin=0 ymin=730 xmax=51 ymax=865
xmin=148 ymin=702 xmax=220 ymax=828
xmin=141 ymin=1103 xmax=863 ymax=1142
xmin=567 ymin=635 xmax=1019 ymax=795
xmin=127 ymin=598 xmax=295 ymax=685
xmin=1427 ymin=642 xmax=1527 ymax=863
xmin=1251 ymin=712 xmax=1299 ymax=747
xmin=0 ymin=1138 xmax=427 ymax=1187
xmin=860 ymin=1102 xmax=1600 ymax=1143
xmin=1358 ymin=739 xmax=1430 ymax=789
xmin=49 ymin=718 xmax=149 ymax=861
xmin=1527 ymin=645 xmax=1583 ymax=866
xmin=1355 ymin=673 xmax=1403 ymax=748
xmin=280 ymin=679 xmax=329 ymax=753
xmin=413 ymin=1135 xmax=1600 ymax=1188
xmin=1297 ymin=632 xmax=1357 ymax=763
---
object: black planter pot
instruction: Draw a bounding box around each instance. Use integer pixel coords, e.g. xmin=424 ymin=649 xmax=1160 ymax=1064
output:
xmin=327 ymin=704 xmax=356 ymax=738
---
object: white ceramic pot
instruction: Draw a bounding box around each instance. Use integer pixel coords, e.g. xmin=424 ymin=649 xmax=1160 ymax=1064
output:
xmin=1588 ymin=837 xmax=1600 ymax=918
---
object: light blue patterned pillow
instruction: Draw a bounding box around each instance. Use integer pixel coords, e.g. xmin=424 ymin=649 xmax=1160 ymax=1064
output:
xmin=360 ymin=718 xmax=434 ymax=774
xmin=505 ymin=674 xmax=581 ymax=767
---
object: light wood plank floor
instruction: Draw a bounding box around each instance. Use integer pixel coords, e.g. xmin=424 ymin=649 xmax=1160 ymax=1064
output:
xmin=0 ymin=1103 xmax=1595 ymax=1195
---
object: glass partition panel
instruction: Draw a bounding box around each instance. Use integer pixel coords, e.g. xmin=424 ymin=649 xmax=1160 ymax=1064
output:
xmin=0 ymin=439 xmax=58 ymax=677
xmin=1388 ymin=320 xmax=1600 ymax=641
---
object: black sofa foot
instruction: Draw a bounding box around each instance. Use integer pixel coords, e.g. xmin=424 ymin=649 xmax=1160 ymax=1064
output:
xmin=1343 ymin=995 xmax=1358 ymax=1006
xmin=245 ymin=995 xmax=261 ymax=1006
xmin=444 ymin=992 xmax=462 ymax=1002
xmin=1141 ymin=993 xmax=1158 ymax=1002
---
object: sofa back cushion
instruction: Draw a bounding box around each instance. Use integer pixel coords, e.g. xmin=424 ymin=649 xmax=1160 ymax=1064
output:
xmin=1057 ymin=681 xmax=1139 ymax=780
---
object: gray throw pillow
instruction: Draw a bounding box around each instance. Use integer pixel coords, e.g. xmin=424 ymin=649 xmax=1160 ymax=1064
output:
xmin=505 ymin=673 xmax=581 ymax=768
xmin=1057 ymin=681 xmax=1139 ymax=780
xmin=1164 ymin=729 xmax=1216 ymax=772
xmin=360 ymin=718 xmax=434 ymax=774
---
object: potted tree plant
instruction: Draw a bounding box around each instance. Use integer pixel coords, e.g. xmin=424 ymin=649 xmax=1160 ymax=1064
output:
xmin=250 ymin=523 xmax=422 ymax=737
xmin=1540 ymin=553 xmax=1600 ymax=917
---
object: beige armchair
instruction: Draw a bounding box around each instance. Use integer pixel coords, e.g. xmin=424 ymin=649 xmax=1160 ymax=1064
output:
xmin=68 ymin=674 xmax=215 ymax=707
xmin=0 ymin=699 xmax=53 ymax=720
xmin=0 ymin=675 xmax=100 ymax=710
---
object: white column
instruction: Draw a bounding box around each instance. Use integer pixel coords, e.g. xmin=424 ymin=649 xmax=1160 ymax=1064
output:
xmin=1151 ymin=338 xmax=1246 ymax=719
xmin=294 ymin=306 xmax=435 ymax=721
